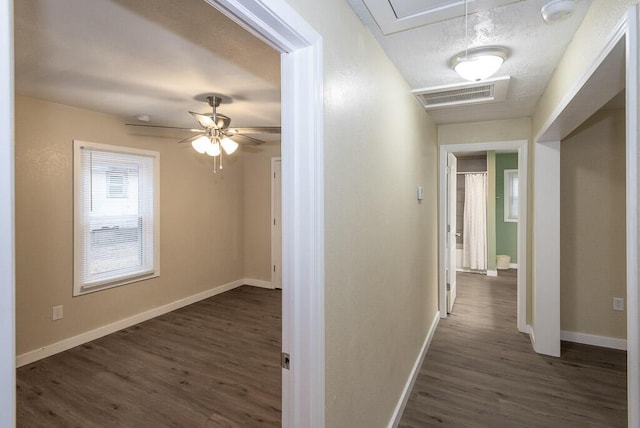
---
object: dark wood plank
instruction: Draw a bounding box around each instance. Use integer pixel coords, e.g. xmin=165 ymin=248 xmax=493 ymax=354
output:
xmin=399 ymin=270 xmax=627 ymax=427
xmin=17 ymin=286 xmax=282 ymax=427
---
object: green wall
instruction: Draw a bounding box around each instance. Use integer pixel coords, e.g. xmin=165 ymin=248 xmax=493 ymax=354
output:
xmin=495 ymin=153 xmax=518 ymax=263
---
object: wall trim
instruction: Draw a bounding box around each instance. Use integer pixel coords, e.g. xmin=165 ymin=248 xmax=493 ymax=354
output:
xmin=16 ymin=280 xmax=246 ymax=367
xmin=627 ymin=7 xmax=640 ymax=427
xmin=206 ymin=2 xmax=325 ymax=426
xmin=244 ymin=278 xmax=274 ymax=289
xmin=486 ymin=270 xmax=498 ymax=277
xmin=509 ymin=263 xmax=518 ymax=269
xmin=532 ymin=141 xmax=561 ymax=357
xmin=534 ymin=15 xmax=627 ymax=143
xmin=561 ymin=330 xmax=627 ymax=351
xmin=388 ymin=311 xmax=440 ymax=428
xmin=0 ymin=0 xmax=14 ymax=423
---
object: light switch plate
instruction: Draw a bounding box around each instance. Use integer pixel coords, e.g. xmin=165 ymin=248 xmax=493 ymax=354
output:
xmin=52 ymin=305 xmax=63 ymax=320
xmin=613 ymin=297 xmax=625 ymax=311
xmin=417 ymin=186 xmax=424 ymax=201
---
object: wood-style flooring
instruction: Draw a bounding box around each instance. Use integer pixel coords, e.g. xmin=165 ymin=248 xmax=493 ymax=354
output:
xmin=17 ymin=286 xmax=282 ymax=427
xmin=399 ymin=270 xmax=627 ymax=427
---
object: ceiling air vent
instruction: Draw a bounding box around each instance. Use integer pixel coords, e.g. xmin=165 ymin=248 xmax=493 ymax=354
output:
xmin=412 ymin=76 xmax=510 ymax=109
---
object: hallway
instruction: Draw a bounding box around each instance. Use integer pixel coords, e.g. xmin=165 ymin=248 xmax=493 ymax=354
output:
xmin=399 ymin=271 xmax=627 ymax=427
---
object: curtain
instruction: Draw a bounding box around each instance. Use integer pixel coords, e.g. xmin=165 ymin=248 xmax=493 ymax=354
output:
xmin=463 ymin=173 xmax=487 ymax=270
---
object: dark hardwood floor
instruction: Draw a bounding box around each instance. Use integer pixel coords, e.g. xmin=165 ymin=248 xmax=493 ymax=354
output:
xmin=17 ymin=286 xmax=282 ymax=427
xmin=399 ymin=270 xmax=627 ymax=427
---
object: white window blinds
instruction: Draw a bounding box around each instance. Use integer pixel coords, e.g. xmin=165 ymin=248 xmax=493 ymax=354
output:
xmin=74 ymin=141 xmax=159 ymax=296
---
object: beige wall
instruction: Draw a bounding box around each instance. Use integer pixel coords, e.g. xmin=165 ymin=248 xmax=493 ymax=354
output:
xmin=438 ymin=117 xmax=532 ymax=146
xmin=243 ymin=142 xmax=280 ymax=281
xmin=282 ymin=1 xmax=439 ymax=426
xmin=532 ymin=1 xmax=634 ymax=138
xmin=560 ymin=108 xmax=626 ymax=339
xmin=15 ymin=95 xmax=253 ymax=355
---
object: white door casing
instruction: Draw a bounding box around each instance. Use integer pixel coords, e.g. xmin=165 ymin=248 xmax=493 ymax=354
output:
xmin=197 ymin=2 xmax=327 ymax=427
xmin=447 ymin=153 xmax=457 ymax=313
xmin=626 ymin=6 xmax=639 ymax=427
xmin=0 ymin=0 xmax=15 ymax=425
xmin=271 ymin=157 xmax=282 ymax=289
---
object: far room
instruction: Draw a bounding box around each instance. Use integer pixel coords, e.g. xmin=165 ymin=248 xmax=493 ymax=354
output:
xmin=14 ymin=0 xmax=283 ymax=425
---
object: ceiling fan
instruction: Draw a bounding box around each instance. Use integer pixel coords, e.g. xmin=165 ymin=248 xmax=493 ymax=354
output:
xmin=126 ymin=95 xmax=280 ymax=172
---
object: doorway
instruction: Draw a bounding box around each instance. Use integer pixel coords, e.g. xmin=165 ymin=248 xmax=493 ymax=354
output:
xmin=439 ymin=140 xmax=528 ymax=334
xmin=0 ymin=0 xmax=325 ymax=426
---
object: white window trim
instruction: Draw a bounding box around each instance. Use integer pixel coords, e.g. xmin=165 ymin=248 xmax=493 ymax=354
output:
xmin=504 ymin=169 xmax=518 ymax=223
xmin=73 ymin=140 xmax=160 ymax=296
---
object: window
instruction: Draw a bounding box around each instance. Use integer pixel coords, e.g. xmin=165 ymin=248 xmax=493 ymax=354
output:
xmin=74 ymin=141 xmax=160 ymax=296
xmin=504 ymin=169 xmax=518 ymax=222
xmin=106 ymin=169 xmax=129 ymax=198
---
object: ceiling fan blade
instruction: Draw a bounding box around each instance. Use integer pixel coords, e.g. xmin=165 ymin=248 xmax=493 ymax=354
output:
xmin=229 ymin=133 xmax=265 ymax=146
xmin=176 ymin=133 xmax=204 ymax=144
xmin=189 ymin=111 xmax=217 ymax=129
xmin=227 ymin=126 xmax=281 ymax=135
xmin=125 ymin=123 xmax=200 ymax=131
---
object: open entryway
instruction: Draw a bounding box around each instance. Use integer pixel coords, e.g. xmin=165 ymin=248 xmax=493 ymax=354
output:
xmin=439 ymin=140 xmax=528 ymax=334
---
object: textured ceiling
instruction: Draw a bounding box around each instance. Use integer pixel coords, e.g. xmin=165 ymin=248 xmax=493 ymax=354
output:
xmin=14 ymin=0 xmax=281 ymax=130
xmin=347 ymin=0 xmax=591 ymax=124
xmin=15 ymin=0 xmax=592 ymax=129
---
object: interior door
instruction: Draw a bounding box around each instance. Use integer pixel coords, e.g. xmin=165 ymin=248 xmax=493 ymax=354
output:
xmin=447 ymin=153 xmax=458 ymax=313
xmin=271 ymin=158 xmax=282 ymax=289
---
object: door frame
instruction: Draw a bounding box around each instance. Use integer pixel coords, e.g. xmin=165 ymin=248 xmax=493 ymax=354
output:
xmin=205 ymin=3 xmax=325 ymax=426
xmin=438 ymin=140 xmax=529 ymax=334
xmin=0 ymin=0 xmax=15 ymax=423
xmin=446 ymin=152 xmax=457 ymax=313
xmin=532 ymin=9 xmax=638 ymax=424
xmin=271 ymin=157 xmax=282 ymax=289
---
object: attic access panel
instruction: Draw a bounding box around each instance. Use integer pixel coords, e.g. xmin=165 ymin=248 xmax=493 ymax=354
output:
xmin=364 ymin=0 xmax=523 ymax=34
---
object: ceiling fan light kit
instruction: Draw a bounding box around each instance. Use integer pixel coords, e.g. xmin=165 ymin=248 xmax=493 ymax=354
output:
xmin=541 ymin=0 xmax=577 ymax=23
xmin=450 ymin=46 xmax=509 ymax=82
xmin=126 ymin=94 xmax=281 ymax=173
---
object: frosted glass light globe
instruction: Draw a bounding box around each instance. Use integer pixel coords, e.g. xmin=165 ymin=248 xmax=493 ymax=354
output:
xmin=191 ymin=135 xmax=209 ymax=154
xmin=220 ymin=137 xmax=239 ymax=155
xmin=454 ymin=55 xmax=504 ymax=82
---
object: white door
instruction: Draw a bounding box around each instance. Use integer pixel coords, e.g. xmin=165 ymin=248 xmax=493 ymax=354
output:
xmin=447 ymin=153 xmax=458 ymax=313
xmin=271 ymin=158 xmax=282 ymax=289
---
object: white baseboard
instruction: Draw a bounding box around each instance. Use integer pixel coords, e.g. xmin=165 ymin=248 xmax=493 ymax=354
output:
xmin=527 ymin=324 xmax=536 ymax=349
xmin=16 ymin=279 xmax=246 ymax=367
xmin=486 ymin=270 xmax=498 ymax=277
xmin=243 ymin=278 xmax=274 ymax=289
xmin=509 ymin=263 xmax=518 ymax=269
xmin=388 ymin=311 xmax=440 ymax=428
xmin=561 ymin=330 xmax=627 ymax=351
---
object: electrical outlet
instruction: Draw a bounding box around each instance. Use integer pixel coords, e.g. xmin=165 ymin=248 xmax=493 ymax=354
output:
xmin=52 ymin=305 xmax=63 ymax=321
xmin=613 ymin=297 xmax=625 ymax=312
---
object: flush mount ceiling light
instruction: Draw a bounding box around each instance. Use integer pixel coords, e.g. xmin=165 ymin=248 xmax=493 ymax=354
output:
xmin=541 ymin=0 xmax=577 ymax=23
xmin=450 ymin=46 xmax=509 ymax=82
xmin=451 ymin=0 xmax=508 ymax=82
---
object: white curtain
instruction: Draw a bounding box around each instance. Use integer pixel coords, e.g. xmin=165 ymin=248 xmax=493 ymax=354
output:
xmin=462 ymin=174 xmax=487 ymax=270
